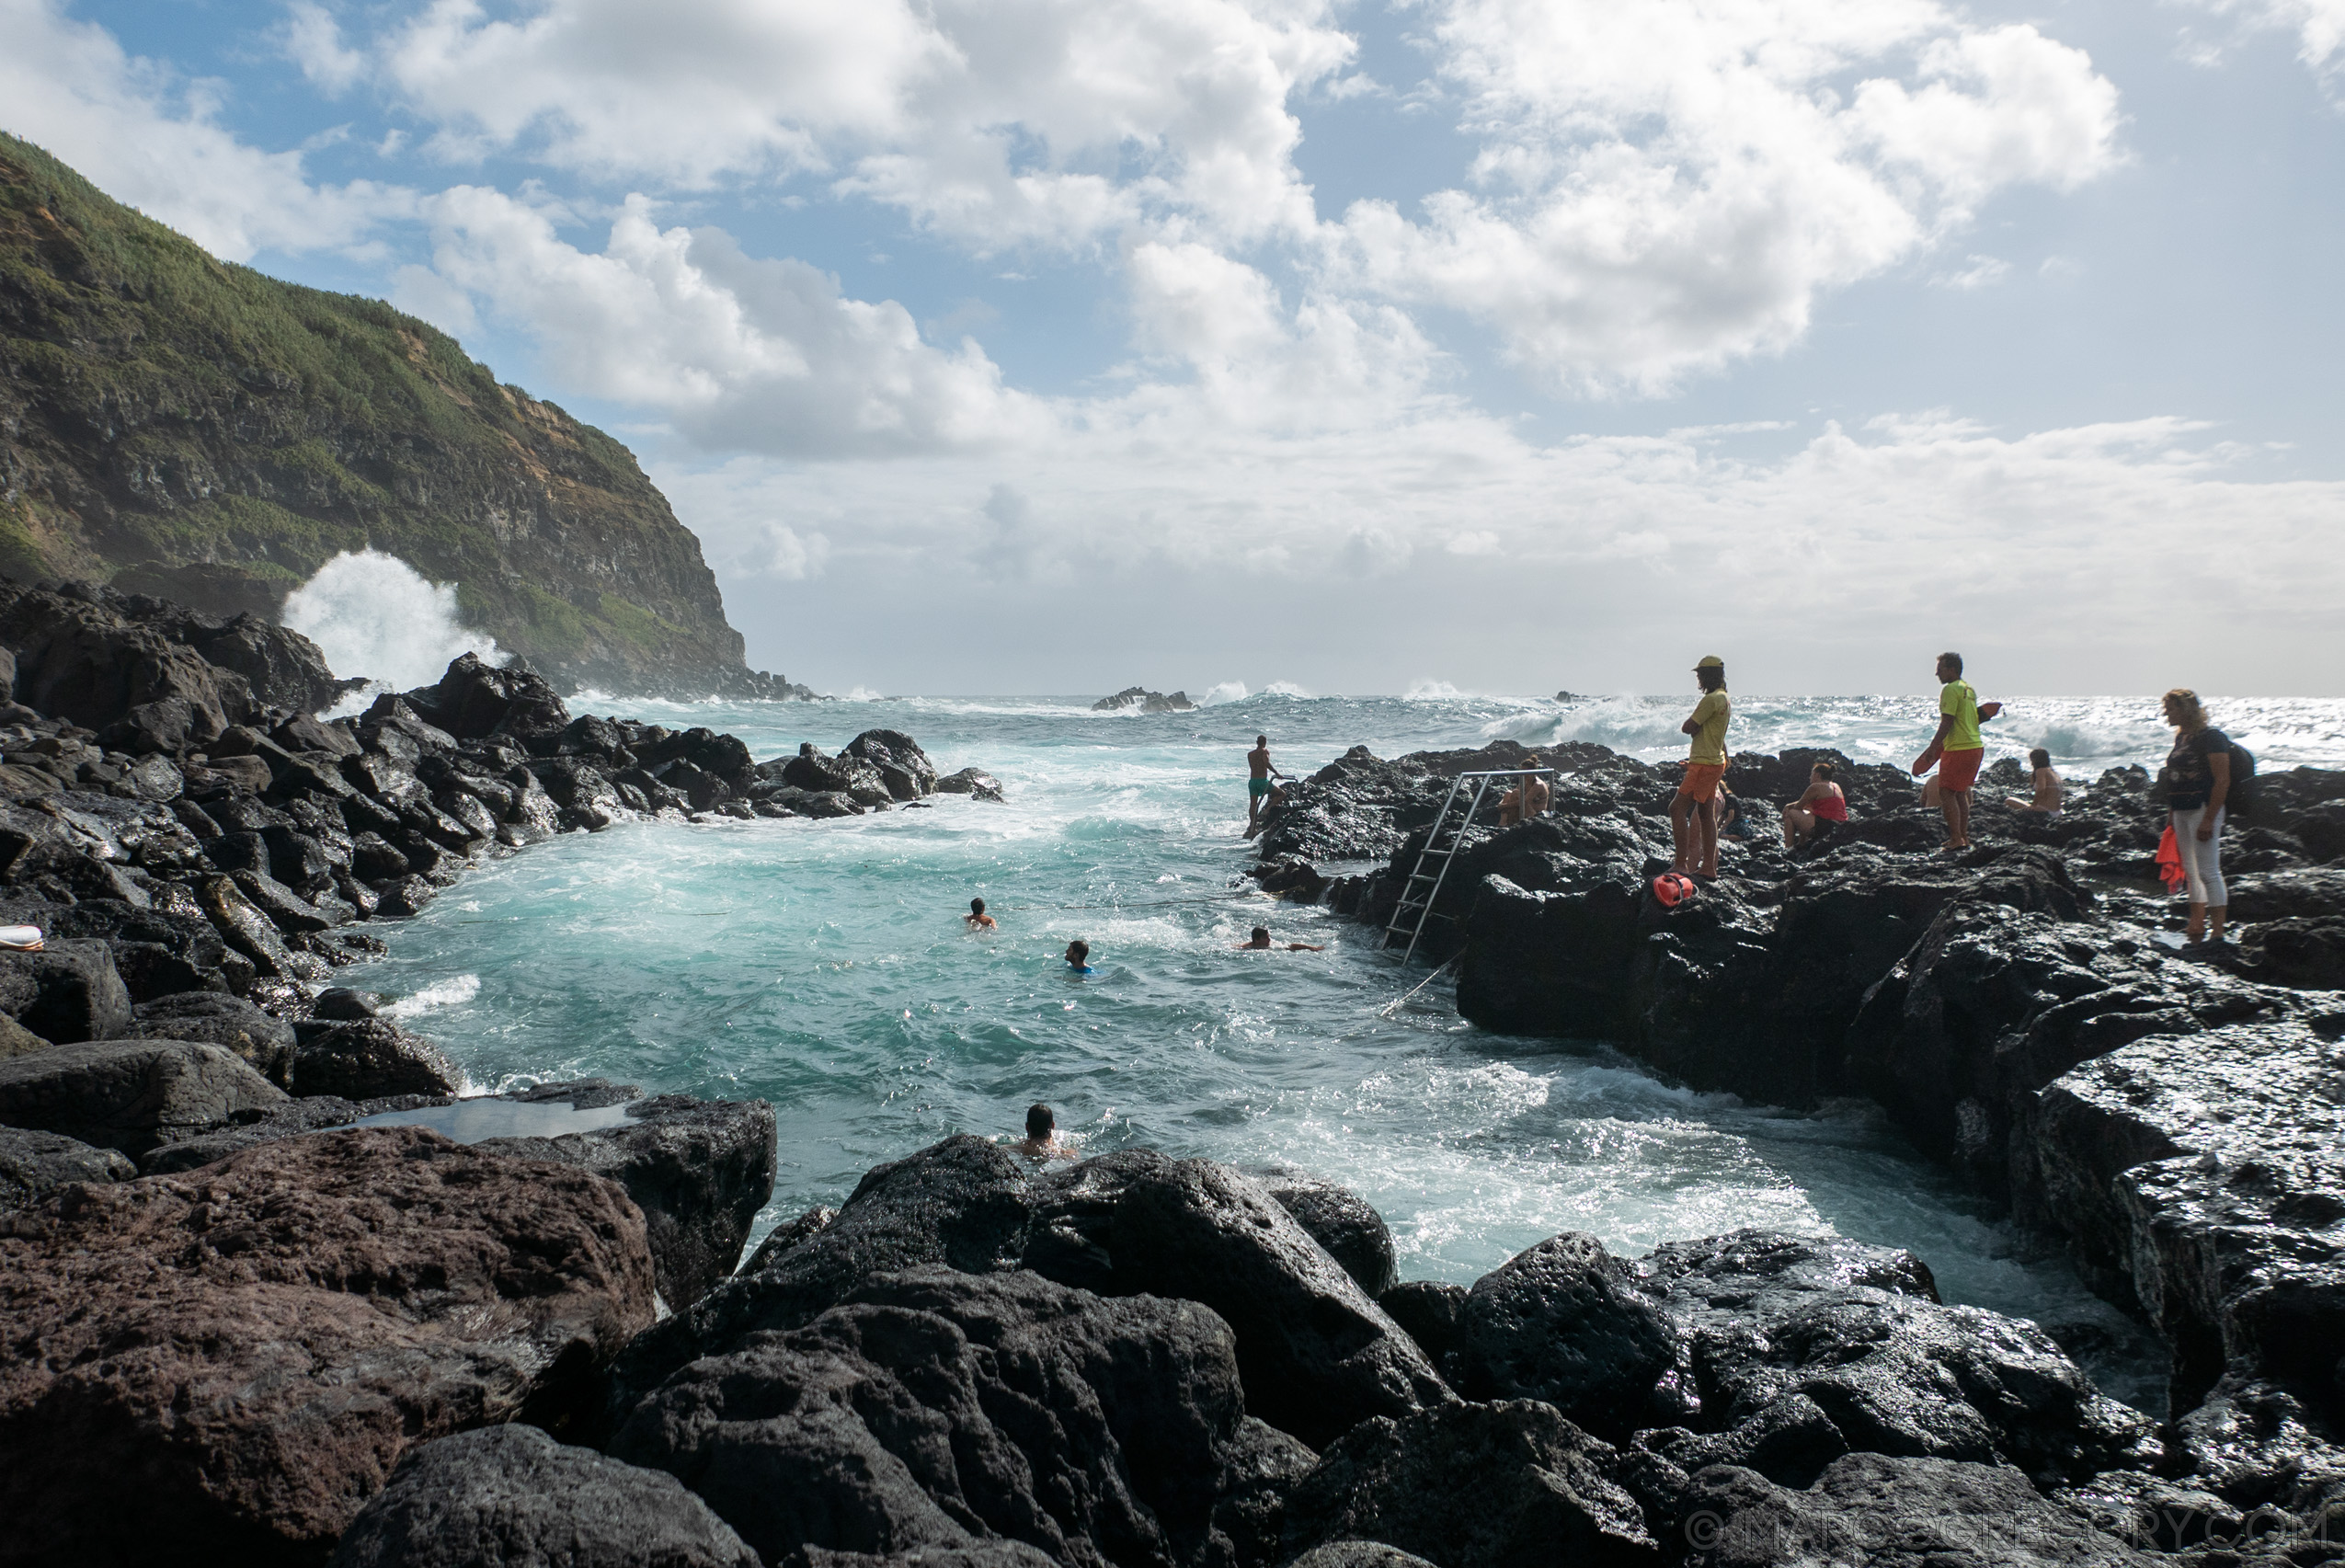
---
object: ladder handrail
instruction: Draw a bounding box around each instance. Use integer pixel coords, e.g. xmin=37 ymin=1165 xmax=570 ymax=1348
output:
xmin=1401 ymin=773 xmax=1494 ymax=965
xmin=1382 ymin=767 xmax=1557 ymax=964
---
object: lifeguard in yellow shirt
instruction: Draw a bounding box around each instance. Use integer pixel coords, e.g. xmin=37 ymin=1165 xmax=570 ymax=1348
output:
xmin=1672 ymin=656 xmax=1732 ymax=879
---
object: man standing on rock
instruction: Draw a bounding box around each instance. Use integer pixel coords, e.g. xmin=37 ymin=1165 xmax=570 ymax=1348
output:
xmin=1915 ymin=651 xmax=1986 ymax=852
xmin=1672 ymin=658 xmax=1732 ymax=879
xmin=1247 ymin=736 xmax=1287 ymax=831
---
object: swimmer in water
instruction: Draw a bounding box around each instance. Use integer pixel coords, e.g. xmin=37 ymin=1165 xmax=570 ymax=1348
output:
xmin=1065 ymin=940 xmax=1093 ymax=974
xmin=965 ymin=897 xmax=996 ymax=930
xmin=1234 ymin=925 xmax=1325 ymax=951
xmin=1012 ymin=1103 xmax=1076 ymax=1161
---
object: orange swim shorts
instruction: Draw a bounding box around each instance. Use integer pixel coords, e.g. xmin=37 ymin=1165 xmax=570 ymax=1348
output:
xmin=1677 ymin=761 xmax=1727 ymax=803
xmin=1936 ymin=748 xmax=1984 ymax=793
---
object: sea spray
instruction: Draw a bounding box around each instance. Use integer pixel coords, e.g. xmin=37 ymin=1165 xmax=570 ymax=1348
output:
xmin=283 ymin=550 xmax=504 ymax=704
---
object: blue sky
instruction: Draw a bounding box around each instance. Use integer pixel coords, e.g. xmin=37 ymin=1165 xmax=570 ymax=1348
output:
xmin=6 ymin=0 xmax=2342 ymax=694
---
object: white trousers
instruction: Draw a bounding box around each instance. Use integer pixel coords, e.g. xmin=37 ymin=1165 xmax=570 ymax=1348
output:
xmin=2170 ymin=805 xmax=2225 ymax=907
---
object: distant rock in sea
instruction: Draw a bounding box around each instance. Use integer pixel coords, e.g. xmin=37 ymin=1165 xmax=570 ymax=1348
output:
xmin=1554 ymin=690 xmax=1592 ymax=703
xmin=1093 ymin=687 xmax=1196 ymax=713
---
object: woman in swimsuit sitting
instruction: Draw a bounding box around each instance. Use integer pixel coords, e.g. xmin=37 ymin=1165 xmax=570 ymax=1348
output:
xmin=2003 ymin=748 xmax=2065 ymax=817
xmin=1780 ymin=761 xmax=1848 ymax=850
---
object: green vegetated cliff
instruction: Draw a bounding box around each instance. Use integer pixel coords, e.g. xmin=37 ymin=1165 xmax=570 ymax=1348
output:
xmin=0 ymin=131 xmax=795 ymax=696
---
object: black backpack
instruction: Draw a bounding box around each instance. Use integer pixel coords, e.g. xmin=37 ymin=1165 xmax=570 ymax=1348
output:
xmin=2226 ymin=738 xmax=2257 ymax=818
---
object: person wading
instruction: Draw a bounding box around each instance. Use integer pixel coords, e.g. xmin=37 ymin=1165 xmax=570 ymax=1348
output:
xmin=1672 ymin=657 xmax=1732 ymax=879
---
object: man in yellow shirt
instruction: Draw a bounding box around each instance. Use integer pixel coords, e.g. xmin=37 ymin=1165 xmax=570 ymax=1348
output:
xmin=1913 ymin=650 xmax=1987 ymax=851
xmin=1673 ymin=657 xmax=1731 ymax=878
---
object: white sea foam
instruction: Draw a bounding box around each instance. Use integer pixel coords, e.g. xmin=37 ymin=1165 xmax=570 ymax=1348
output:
xmin=283 ymin=551 xmax=503 ymax=704
xmin=1199 ymin=681 xmax=1250 ymax=705
xmin=383 ymin=974 xmax=482 ymax=1018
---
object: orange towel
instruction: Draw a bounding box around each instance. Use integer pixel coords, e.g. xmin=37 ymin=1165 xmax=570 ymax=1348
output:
xmin=2156 ymin=825 xmax=2186 ymax=892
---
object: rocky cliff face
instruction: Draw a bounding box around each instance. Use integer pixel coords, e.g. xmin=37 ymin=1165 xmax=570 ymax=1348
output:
xmin=0 ymin=132 xmax=808 ymax=698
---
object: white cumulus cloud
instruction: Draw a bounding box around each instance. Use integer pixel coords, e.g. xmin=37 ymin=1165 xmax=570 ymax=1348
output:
xmin=2176 ymin=0 xmax=2345 ymax=88
xmin=368 ymin=0 xmax=1351 ymax=249
xmin=1322 ymin=0 xmax=2122 ymax=392
xmin=395 ymin=188 xmax=1048 ymax=456
xmin=0 ymin=0 xmax=407 ymax=260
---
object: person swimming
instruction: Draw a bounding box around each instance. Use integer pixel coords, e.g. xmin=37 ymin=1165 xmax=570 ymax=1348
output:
xmin=1064 ymin=940 xmax=1093 ymax=974
xmin=1234 ymin=925 xmax=1326 ymax=951
xmin=965 ymin=897 xmax=996 ymax=930
xmin=1012 ymin=1102 xmax=1076 ymax=1160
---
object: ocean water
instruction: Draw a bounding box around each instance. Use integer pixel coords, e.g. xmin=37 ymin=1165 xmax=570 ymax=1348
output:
xmin=345 ymin=690 xmax=2345 ymax=1411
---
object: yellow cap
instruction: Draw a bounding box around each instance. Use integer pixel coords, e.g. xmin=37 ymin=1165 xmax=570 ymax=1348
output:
xmin=1694 ymin=655 xmax=1724 ymax=670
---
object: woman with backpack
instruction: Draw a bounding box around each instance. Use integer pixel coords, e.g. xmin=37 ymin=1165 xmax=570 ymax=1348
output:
xmin=2161 ymin=688 xmax=2235 ymax=944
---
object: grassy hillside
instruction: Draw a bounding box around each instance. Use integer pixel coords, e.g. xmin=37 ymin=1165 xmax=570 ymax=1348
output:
xmin=0 ymin=131 xmax=759 ymax=693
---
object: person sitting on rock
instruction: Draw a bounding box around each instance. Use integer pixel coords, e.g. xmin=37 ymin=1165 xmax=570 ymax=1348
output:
xmin=965 ymin=897 xmax=996 ymax=930
xmin=1711 ymin=780 xmax=1747 ymax=841
xmin=1780 ymin=761 xmax=1848 ymax=850
xmin=2004 ymin=749 xmax=2065 ymax=817
xmin=1672 ymin=657 xmax=1732 ymax=878
xmin=1064 ymin=940 xmax=1093 ymax=974
xmin=1497 ymin=756 xmax=1551 ymax=826
xmin=1234 ymin=925 xmax=1326 ymax=951
xmin=1012 ymin=1103 xmax=1076 ymax=1160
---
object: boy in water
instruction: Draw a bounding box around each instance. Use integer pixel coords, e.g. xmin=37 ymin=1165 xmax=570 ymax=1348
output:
xmin=1012 ymin=1103 xmax=1076 ymax=1160
xmin=1234 ymin=925 xmax=1326 ymax=951
xmin=1672 ymin=657 xmax=1732 ymax=878
xmin=965 ymin=898 xmax=996 ymax=930
xmin=2005 ymin=748 xmax=2065 ymax=816
xmin=1064 ymin=940 xmax=1093 ymax=974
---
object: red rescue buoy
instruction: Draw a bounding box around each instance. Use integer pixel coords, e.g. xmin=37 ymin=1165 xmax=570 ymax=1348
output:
xmin=1653 ymin=872 xmax=1697 ymax=909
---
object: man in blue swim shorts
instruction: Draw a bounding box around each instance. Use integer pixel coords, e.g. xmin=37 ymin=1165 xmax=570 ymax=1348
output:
xmin=1247 ymin=734 xmax=1287 ymax=830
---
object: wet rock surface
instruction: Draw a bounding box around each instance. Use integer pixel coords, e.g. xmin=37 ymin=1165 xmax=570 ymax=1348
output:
xmin=0 ymin=1125 xmax=656 ymax=1564
xmin=1681 ymin=1452 xmax=2153 ymax=1567
xmin=0 ymin=1036 xmax=288 ymax=1153
xmin=1281 ymin=1400 xmax=1658 ymax=1568
xmin=618 ymin=1140 xmax=1444 ymax=1451
xmin=1027 ymin=1151 xmax=1450 ymax=1448
xmin=328 ymin=1425 xmax=759 ymax=1568
xmin=1634 ymin=1230 xmax=2159 ymax=1490
xmin=1262 ymin=1173 xmax=1400 ymax=1298
xmin=612 ymin=1265 xmax=1304 ymax=1568
xmin=0 ymin=1122 xmax=132 ymax=1207
xmin=290 ymin=1016 xmax=463 ymax=1098
xmin=476 ymin=1091 xmax=777 ymax=1309
xmin=2014 ymin=1020 xmax=2345 ymax=1420
xmin=1451 ymin=1232 xmax=1678 ymax=1439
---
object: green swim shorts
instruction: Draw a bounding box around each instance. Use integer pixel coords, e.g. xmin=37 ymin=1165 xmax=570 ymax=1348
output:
xmin=1250 ymin=778 xmax=1273 ymax=796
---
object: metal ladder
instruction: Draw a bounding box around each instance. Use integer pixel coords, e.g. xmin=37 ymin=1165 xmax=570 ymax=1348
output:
xmin=1381 ymin=768 xmax=1554 ymax=964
